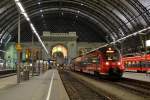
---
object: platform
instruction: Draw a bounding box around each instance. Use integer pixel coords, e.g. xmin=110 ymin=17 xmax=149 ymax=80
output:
xmin=123 ymin=72 xmax=150 ymax=82
xmin=0 ymin=69 xmax=70 ymax=100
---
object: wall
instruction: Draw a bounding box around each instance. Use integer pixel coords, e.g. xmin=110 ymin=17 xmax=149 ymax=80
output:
xmin=4 ymin=42 xmax=17 ymax=69
xmin=19 ymin=42 xmax=105 ymax=59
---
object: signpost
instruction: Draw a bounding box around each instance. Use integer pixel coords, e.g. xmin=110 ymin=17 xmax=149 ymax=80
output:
xmin=16 ymin=43 xmax=22 ymax=83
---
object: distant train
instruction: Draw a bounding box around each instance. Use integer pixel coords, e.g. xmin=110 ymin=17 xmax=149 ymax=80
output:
xmin=122 ymin=54 xmax=150 ymax=72
xmin=72 ymin=46 xmax=125 ymax=78
xmin=0 ymin=59 xmax=5 ymax=70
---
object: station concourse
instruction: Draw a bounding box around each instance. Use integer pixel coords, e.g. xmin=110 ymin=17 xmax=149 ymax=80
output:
xmin=0 ymin=0 xmax=150 ymax=100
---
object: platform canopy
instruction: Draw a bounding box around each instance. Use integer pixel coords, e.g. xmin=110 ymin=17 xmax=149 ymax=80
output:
xmin=0 ymin=0 xmax=150 ymax=45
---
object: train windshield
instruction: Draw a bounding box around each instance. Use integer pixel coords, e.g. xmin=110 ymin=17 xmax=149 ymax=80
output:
xmin=105 ymin=48 xmax=120 ymax=61
xmin=90 ymin=57 xmax=99 ymax=64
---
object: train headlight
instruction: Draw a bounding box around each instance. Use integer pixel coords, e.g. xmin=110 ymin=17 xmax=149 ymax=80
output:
xmin=117 ymin=62 xmax=121 ymax=66
xmin=105 ymin=62 xmax=109 ymax=66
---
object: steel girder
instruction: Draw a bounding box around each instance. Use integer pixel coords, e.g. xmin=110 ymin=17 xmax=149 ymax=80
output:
xmin=0 ymin=0 xmax=150 ymax=43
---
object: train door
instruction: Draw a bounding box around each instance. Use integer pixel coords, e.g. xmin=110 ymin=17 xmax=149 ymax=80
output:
xmin=91 ymin=56 xmax=100 ymax=76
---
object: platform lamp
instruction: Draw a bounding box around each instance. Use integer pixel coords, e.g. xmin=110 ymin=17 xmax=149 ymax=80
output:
xmin=31 ymin=33 xmax=34 ymax=77
xmin=16 ymin=14 xmax=22 ymax=83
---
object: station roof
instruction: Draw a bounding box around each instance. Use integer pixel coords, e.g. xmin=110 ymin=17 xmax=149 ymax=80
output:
xmin=0 ymin=0 xmax=150 ymax=44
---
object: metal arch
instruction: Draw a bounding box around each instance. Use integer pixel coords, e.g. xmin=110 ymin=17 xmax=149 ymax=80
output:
xmin=0 ymin=1 xmax=15 ymax=24
xmin=0 ymin=0 xmax=150 ymax=43
xmin=0 ymin=1 xmax=17 ymax=40
xmin=128 ymin=0 xmax=150 ymax=25
xmin=27 ymin=7 xmax=114 ymax=35
xmin=100 ymin=0 xmax=137 ymax=24
xmin=105 ymin=0 xmax=138 ymax=31
xmin=19 ymin=0 xmax=149 ymax=39
xmin=6 ymin=7 xmax=115 ymax=42
xmin=30 ymin=7 xmax=119 ymax=39
xmin=83 ymin=0 xmax=130 ymax=37
xmin=19 ymin=0 xmax=116 ymax=36
xmin=21 ymin=0 xmax=128 ymax=39
xmin=63 ymin=0 xmax=129 ymax=37
xmin=134 ymin=0 xmax=150 ymax=18
xmin=0 ymin=12 xmax=18 ymax=36
xmin=76 ymin=0 xmax=132 ymax=37
xmin=33 ymin=8 xmax=118 ymax=41
xmin=0 ymin=7 xmax=17 ymax=32
xmin=127 ymin=0 xmax=148 ymax=24
xmin=17 ymin=0 xmax=148 ymax=35
xmin=0 ymin=0 xmax=10 ymax=8
xmin=94 ymin=1 xmax=131 ymax=35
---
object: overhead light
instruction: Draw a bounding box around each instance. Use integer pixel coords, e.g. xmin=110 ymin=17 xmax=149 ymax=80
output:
xmin=40 ymin=9 xmax=43 ymax=12
xmin=30 ymin=23 xmax=36 ymax=33
xmin=26 ymin=17 xmax=30 ymax=21
xmin=22 ymin=12 xmax=28 ymax=18
xmin=16 ymin=2 xmax=25 ymax=13
xmin=61 ymin=12 xmax=64 ymax=16
xmin=14 ymin=0 xmax=49 ymax=54
xmin=86 ymin=26 xmax=150 ymax=54
xmin=81 ymin=3 xmax=84 ymax=6
xmin=22 ymin=12 xmax=30 ymax=21
xmin=38 ymin=2 xmax=41 ymax=5
xmin=14 ymin=0 xmax=19 ymax=2
xmin=41 ymin=14 xmax=44 ymax=18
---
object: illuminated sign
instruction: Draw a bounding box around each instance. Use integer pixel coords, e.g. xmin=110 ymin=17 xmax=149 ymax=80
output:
xmin=146 ymin=40 xmax=150 ymax=47
xmin=106 ymin=48 xmax=114 ymax=53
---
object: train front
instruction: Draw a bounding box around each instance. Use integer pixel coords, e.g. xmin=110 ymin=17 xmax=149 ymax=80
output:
xmin=102 ymin=47 xmax=124 ymax=78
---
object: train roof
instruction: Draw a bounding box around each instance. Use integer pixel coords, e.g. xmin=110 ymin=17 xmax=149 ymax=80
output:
xmin=72 ymin=45 xmax=117 ymax=60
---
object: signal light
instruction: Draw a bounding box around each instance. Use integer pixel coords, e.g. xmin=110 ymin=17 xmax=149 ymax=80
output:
xmin=105 ymin=62 xmax=109 ymax=66
xmin=117 ymin=62 xmax=121 ymax=65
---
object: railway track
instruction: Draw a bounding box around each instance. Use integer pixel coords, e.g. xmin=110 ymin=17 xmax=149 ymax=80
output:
xmin=61 ymin=71 xmax=150 ymax=100
xmin=73 ymin=71 xmax=150 ymax=97
xmin=59 ymin=70 xmax=112 ymax=100
xmin=115 ymin=78 xmax=150 ymax=96
xmin=0 ymin=70 xmax=16 ymax=78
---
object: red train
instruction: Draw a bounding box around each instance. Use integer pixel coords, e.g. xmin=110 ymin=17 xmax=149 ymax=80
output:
xmin=72 ymin=46 xmax=125 ymax=78
xmin=122 ymin=54 xmax=150 ymax=72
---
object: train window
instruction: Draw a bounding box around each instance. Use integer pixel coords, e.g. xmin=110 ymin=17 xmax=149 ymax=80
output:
xmin=86 ymin=56 xmax=100 ymax=64
xmin=136 ymin=61 xmax=140 ymax=67
xmin=91 ymin=57 xmax=99 ymax=64
xmin=145 ymin=61 xmax=150 ymax=67
xmin=0 ymin=59 xmax=5 ymax=70
xmin=141 ymin=61 xmax=145 ymax=67
xmin=132 ymin=61 xmax=136 ymax=67
xmin=139 ymin=61 xmax=142 ymax=67
xmin=146 ymin=49 xmax=150 ymax=54
xmin=80 ymin=61 xmax=87 ymax=67
xmin=148 ymin=62 xmax=150 ymax=67
xmin=128 ymin=61 xmax=131 ymax=67
xmin=125 ymin=62 xmax=129 ymax=68
xmin=105 ymin=51 xmax=119 ymax=61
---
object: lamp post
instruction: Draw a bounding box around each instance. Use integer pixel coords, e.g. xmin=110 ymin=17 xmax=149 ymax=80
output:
xmin=16 ymin=14 xmax=22 ymax=83
xmin=31 ymin=33 xmax=34 ymax=77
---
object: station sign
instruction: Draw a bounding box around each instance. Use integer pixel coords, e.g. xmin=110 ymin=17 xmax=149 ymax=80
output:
xmin=16 ymin=43 xmax=22 ymax=51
